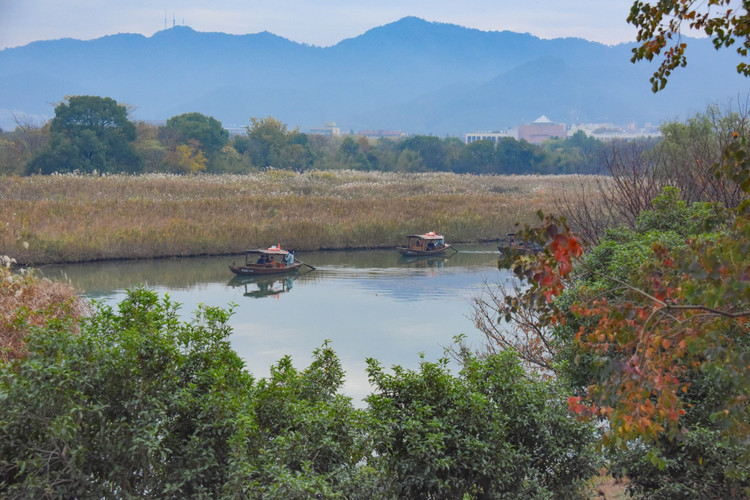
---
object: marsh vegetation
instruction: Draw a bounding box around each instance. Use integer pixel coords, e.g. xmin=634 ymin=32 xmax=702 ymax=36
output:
xmin=1 ymin=171 xmax=602 ymax=265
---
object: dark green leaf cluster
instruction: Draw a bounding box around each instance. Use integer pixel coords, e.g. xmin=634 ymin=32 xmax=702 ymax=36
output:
xmin=27 ymin=96 xmax=141 ymax=174
xmin=0 ymin=287 xmax=254 ymax=498
xmin=366 ymin=351 xmax=599 ymax=499
xmin=0 ymin=287 xmax=600 ymax=499
xmin=165 ymin=113 xmax=229 ymax=158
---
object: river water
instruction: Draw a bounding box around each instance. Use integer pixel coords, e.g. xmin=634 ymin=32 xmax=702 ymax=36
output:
xmin=41 ymin=243 xmax=514 ymax=404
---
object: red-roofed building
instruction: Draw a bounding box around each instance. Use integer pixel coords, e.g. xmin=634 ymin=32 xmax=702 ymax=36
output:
xmin=518 ymin=115 xmax=566 ymax=144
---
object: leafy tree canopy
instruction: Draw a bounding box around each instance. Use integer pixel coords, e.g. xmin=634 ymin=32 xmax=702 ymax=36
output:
xmin=27 ymin=95 xmax=140 ymax=174
xmin=628 ymin=0 xmax=750 ymax=90
xmin=50 ymin=95 xmax=135 ymax=140
xmin=243 ymin=116 xmax=311 ymax=170
xmin=164 ymin=112 xmax=229 ymax=157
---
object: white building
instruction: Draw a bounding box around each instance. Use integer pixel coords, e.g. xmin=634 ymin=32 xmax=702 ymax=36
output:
xmin=464 ymin=130 xmax=515 ymax=144
xmin=308 ymin=122 xmax=341 ymax=137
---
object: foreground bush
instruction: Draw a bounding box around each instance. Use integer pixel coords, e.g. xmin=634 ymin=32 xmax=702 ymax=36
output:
xmin=366 ymin=350 xmax=600 ymax=499
xmin=0 ymin=288 xmax=255 ymax=498
xmin=1 ymin=285 xmax=600 ymax=498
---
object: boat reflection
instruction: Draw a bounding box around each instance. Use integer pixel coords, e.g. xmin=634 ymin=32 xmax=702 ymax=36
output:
xmin=399 ymin=249 xmax=458 ymax=268
xmin=399 ymin=256 xmax=447 ymax=268
xmin=227 ymin=275 xmax=297 ymax=298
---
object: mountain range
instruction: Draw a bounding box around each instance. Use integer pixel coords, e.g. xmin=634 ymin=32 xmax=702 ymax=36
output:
xmin=1 ymin=16 xmax=747 ymax=135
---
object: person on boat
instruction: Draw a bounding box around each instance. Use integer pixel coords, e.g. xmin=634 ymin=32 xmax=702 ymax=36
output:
xmin=427 ymin=241 xmax=435 ymax=250
xmin=285 ymin=251 xmax=294 ymax=267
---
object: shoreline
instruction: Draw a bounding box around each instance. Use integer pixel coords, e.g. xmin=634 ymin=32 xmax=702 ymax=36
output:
xmin=26 ymin=238 xmax=504 ymax=268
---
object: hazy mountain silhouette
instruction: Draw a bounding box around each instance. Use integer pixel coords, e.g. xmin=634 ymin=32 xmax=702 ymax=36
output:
xmin=1 ymin=16 xmax=746 ymax=135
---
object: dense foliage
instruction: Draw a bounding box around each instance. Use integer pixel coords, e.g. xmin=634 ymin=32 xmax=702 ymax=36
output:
xmin=26 ymin=96 xmax=141 ymax=175
xmin=0 ymin=285 xmax=599 ymax=499
xmin=366 ymin=349 xmax=599 ymax=499
xmin=484 ymin=125 xmax=750 ymax=497
xmin=1 ymin=96 xmax=620 ymax=176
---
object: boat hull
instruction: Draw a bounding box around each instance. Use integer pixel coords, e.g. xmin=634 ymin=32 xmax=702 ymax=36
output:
xmin=397 ymin=245 xmax=451 ymax=257
xmin=229 ymin=262 xmax=303 ymax=276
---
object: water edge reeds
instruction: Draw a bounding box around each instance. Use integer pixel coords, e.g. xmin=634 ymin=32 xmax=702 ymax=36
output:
xmin=0 ymin=171 xmax=606 ymax=265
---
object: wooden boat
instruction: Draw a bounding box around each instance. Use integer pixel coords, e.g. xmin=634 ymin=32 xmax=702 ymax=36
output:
xmin=397 ymin=231 xmax=453 ymax=256
xmin=497 ymin=233 xmax=542 ymax=254
xmin=229 ymin=246 xmax=305 ymax=276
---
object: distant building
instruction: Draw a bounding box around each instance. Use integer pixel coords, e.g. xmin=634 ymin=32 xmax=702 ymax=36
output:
xmin=518 ymin=115 xmax=566 ymax=144
xmin=464 ymin=130 xmax=514 ymax=144
xmin=569 ymin=122 xmax=661 ymax=140
xmin=358 ymin=129 xmax=406 ymax=139
xmin=308 ymin=122 xmax=341 ymax=137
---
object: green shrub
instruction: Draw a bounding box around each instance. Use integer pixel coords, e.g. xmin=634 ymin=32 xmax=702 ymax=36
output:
xmin=366 ymin=349 xmax=600 ymax=499
xmin=0 ymin=287 xmax=255 ymax=499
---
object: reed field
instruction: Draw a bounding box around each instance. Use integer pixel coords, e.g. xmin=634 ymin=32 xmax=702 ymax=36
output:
xmin=1 ymin=171 xmax=604 ymax=265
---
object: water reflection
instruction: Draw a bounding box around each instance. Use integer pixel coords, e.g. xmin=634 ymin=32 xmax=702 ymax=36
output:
xmin=41 ymin=243 xmax=512 ymax=405
xmin=228 ymin=275 xmax=298 ymax=299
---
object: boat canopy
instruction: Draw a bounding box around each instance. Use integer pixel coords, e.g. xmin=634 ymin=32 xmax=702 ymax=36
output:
xmin=244 ymin=245 xmax=291 ymax=256
xmin=405 ymin=231 xmax=444 ymax=241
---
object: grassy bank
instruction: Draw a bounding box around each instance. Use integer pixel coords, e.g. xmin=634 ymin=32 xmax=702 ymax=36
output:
xmin=1 ymin=171 xmax=601 ymax=265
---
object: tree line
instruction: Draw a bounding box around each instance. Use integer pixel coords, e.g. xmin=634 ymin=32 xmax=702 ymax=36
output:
xmin=1 ymin=95 xmax=623 ymax=176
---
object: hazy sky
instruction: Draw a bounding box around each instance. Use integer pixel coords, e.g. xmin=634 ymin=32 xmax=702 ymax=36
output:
xmin=0 ymin=0 xmax=639 ymax=51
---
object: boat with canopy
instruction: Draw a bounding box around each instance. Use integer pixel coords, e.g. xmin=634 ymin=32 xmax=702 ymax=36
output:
xmin=396 ymin=231 xmax=455 ymax=256
xmin=229 ymin=245 xmax=311 ymax=276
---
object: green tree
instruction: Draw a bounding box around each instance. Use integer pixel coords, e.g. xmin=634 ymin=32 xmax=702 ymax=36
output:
xmin=495 ymin=137 xmax=541 ymax=174
xmin=455 ymin=139 xmax=496 ymax=174
xmin=399 ymin=135 xmax=451 ymax=171
xmin=0 ymin=287 xmax=255 ymax=498
xmin=164 ymin=112 xmax=229 ymax=170
xmin=628 ymin=0 xmax=750 ymax=90
xmin=366 ymin=348 xmax=599 ymax=499
xmin=395 ymin=148 xmax=426 ymax=172
xmin=338 ymin=136 xmax=359 ymax=158
xmin=250 ymin=343 xmax=375 ymax=497
xmin=243 ymin=116 xmax=311 ymax=170
xmin=27 ymin=96 xmax=141 ymax=174
xmin=541 ymin=131 xmax=607 ymax=175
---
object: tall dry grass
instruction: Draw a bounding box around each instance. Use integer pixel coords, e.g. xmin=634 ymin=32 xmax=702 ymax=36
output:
xmin=0 ymin=171 xmax=604 ymax=265
xmin=0 ymin=266 xmax=90 ymax=361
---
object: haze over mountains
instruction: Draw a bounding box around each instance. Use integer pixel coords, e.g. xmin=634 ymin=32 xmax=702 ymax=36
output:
xmin=0 ymin=16 xmax=747 ymax=135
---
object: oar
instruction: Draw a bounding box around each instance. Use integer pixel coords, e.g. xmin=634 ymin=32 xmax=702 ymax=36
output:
xmin=295 ymin=259 xmax=316 ymax=271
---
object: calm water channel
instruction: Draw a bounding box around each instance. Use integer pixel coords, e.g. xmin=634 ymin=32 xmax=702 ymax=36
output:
xmin=41 ymin=243 xmax=514 ymax=404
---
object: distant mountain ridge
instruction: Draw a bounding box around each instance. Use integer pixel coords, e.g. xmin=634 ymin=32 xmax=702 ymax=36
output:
xmin=0 ymin=16 xmax=747 ymax=135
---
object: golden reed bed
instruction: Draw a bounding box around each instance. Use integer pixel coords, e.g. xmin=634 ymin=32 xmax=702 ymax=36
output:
xmin=0 ymin=171 xmax=602 ymax=265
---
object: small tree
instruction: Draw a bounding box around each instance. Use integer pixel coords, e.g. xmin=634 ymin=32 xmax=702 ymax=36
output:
xmin=0 ymin=288 xmax=255 ymax=497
